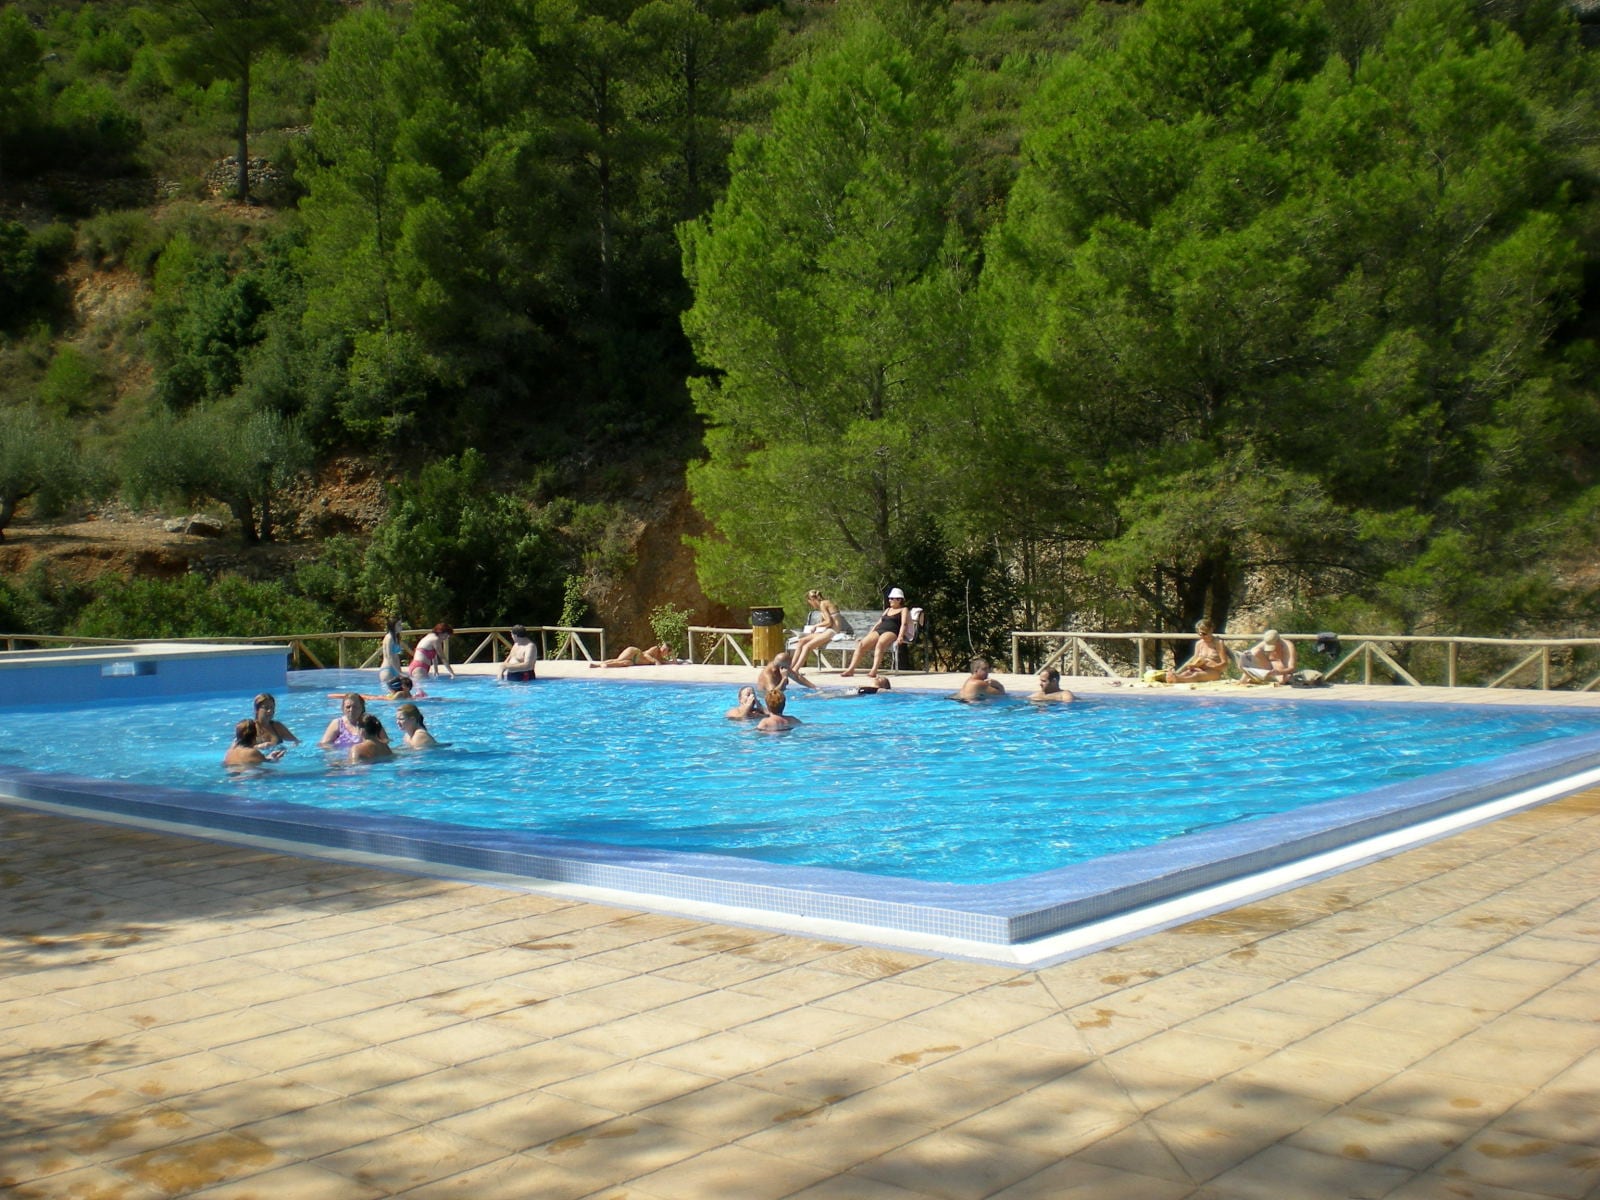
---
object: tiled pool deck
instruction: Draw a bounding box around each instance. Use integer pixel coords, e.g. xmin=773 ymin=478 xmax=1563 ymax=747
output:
xmin=4 ymin=665 xmax=1600 ymax=1197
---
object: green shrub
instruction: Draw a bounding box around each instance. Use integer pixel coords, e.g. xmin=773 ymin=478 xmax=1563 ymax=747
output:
xmin=38 ymin=345 xmax=105 ymax=415
xmin=77 ymin=209 xmax=165 ymax=273
xmin=649 ymin=603 xmax=691 ymax=657
xmin=69 ymin=573 xmax=336 ymax=640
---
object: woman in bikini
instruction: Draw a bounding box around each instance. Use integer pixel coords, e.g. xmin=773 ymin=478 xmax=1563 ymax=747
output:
xmin=591 ymin=643 xmax=675 ymax=668
xmin=379 ymin=617 xmax=409 ymax=689
xmin=1171 ymin=618 xmax=1228 ymax=683
xmin=409 ymin=623 xmax=455 ymax=681
xmin=791 ymin=589 xmax=844 ymax=671
xmin=841 ymin=588 xmax=911 ymax=678
xmin=250 ymin=693 xmax=299 ymax=749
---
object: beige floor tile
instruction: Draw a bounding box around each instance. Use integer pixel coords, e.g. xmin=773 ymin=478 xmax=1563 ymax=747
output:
xmin=1102 ymin=1025 xmax=1275 ymax=1082
xmin=1286 ymin=1103 xmax=1471 ymax=1170
xmin=469 ymin=1037 xmax=623 ymax=1090
xmin=1193 ymin=1141 xmax=1413 ymax=1199
xmin=572 ymin=974 xmax=710 ymax=1015
xmin=1060 ymin=1003 xmax=1171 ymax=1055
xmin=1242 ymin=979 xmax=1376 ymax=1022
xmin=114 ymin=1130 xmax=282 ymax=1195
xmin=525 ymin=1116 xmax=720 ymax=1179
xmin=990 ymin=1156 xmax=1194 ymax=1199
xmin=647 ymin=1029 xmax=805 ymax=1078
xmin=4 ymin=1163 xmax=170 ymax=1199
xmin=1228 ymin=1046 xmax=1396 ymax=1106
xmin=741 ymin=1103 xmax=931 ymax=1173
xmin=97 ymin=1049 xmax=267 ymax=1101
xmin=649 ymin=987 xmax=799 ymax=1031
xmin=235 ymin=1096 xmax=418 ymax=1158
xmin=906 ymin=994 xmax=1057 ymax=1041
xmin=358 ymin=1067 xmax=529 ymax=1123
xmin=383 ymin=1018 xmax=540 ymax=1067
xmin=543 ymin=1059 xmax=715 ymax=1112
xmin=945 ymin=1091 xmax=1132 ymax=1157
xmin=1429 ymin=1127 xmax=1600 ymax=1199
xmin=631 ymin=1143 xmax=831 ymax=1200
xmin=911 ymin=1035 xmax=1094 ymax=1098
xmin=1412 ymin=1035 xmax=1579 ymax=1090
xmin=635 ymin=1080 xmax=819 ymax=1139
xmin=432 ymin=1089 xmax=618 ymax=1152
xmin=813 ymin=980 xmax=951 ymax=1021
xmin=219 ymin=1025 xmax=372 ymax=1071
xmin=784 ymin=1173 xmax=935 ymax=1200
xmin=178 ymin=1077 xmax=341 ymax=1132
xmin=738 ymin=1001 xmax=880 ymax=1048
xmin=1475 ymin=1011 xmax=1600 ymax=1057
xmin=826 ymin=1022 xmax=970 ymax=1070
xmin=853 ymin=1128 xmax=1058 ymax=1200
xmin=278 ymin=1043 xmax=444 ymax=1096
xmin=391 ymin=1151 xmax=598 ymax=1200
xmin=311 ymin=1124 xmax=509 ymax=1192
xmin=189 ymin=1160 xmax=388 ymax=1199
xmin=1353 ymin=1068 xmax=1536 ymax=1125
xmin=1180 ymin=999 xmax=1340 ymax=1047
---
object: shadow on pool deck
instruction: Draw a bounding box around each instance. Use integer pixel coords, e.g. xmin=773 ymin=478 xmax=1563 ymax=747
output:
xmin=3 ymin=782 xmax=1599 ymax=1199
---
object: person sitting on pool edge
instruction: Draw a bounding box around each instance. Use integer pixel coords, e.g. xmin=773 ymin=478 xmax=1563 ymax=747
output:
xmin=499 ymin=625 xmax=539 ymax=681
xmin=725 ymin=686 xmax=767 ymax=720
xmin=756 ymin=649 xmax=816 ymax=694
xmin=953 ymin=657 xmax=1006 ymax=702
xmin=1171 ymin=618 xmax=1228 ymax=684
xmin=1241 ymin=629 xmax=1297 ymax=684
xmin=1028 ymin=668 xmax=1076 ymax=703
xmin=592 ymin=643 xmax=676 ymax=668
xmin=756 ymin=687 xmax=801 ymax=732
xmin=225 ymin=719 xmax=284 ymax=767
xmin=349 ymin=714 xmax=395 ymax=763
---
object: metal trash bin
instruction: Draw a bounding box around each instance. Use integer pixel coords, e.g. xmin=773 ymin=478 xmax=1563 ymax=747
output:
xmin=750 ymin=606 xmax=785 ymax=665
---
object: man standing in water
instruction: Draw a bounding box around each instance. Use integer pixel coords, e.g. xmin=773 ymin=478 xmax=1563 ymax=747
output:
xmin=954 ymin=657 xmax=1006 ymax=702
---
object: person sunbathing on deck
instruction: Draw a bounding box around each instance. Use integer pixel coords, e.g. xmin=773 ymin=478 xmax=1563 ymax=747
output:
xmin=592 ymin=643 xmax=675 ymax=668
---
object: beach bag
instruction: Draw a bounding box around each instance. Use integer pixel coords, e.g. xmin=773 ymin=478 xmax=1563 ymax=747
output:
xmin=1290 ymin=669 xmax=1326 ymax=688
xmin=837 ymin=611 xmax=855 ymax=636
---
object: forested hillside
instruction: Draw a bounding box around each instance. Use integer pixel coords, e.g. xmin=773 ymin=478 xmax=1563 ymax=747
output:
xmin=1 ymin=0 xmax=1598 ymax=668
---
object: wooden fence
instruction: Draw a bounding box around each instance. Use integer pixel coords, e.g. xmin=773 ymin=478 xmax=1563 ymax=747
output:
xmin=1010 ymin=631 xmax=1600 ymax=691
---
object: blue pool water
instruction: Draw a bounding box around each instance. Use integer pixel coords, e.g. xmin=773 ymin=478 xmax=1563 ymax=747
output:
xmin=1 ymin=674 xmax=1594 ymax=886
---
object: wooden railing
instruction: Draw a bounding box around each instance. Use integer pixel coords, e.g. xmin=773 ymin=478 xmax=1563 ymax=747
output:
xmin=0 ymin=626 xmax=607 ymax=671
xmin=1010 ymin=631 xmax=1600 ymax=691
xmin=687 ymin=625 xmax=754 ymax=668
xmin=11 ymin=626 xmax=1600 ymax=690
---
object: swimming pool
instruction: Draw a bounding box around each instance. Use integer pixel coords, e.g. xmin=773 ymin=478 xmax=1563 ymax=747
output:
xmin=4 ymin=671 xmax=1600 ymax=962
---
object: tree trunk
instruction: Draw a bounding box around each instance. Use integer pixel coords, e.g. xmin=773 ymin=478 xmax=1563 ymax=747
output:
xmin=235 ymin=56 xmax=251 ymax=202
xmin=228 ymin=496 xmax=259 ymax=545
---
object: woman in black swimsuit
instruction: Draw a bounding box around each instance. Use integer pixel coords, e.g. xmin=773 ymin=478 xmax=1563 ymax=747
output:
xmin=841 ymin=588 xmax=911 ymax=677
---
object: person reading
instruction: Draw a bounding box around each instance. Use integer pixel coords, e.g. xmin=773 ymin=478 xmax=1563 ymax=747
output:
xmin=1172 ymin=618 xmax=1228 ymax=683
xmin=1241 ymin=630 xmax=1296 ymax=684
